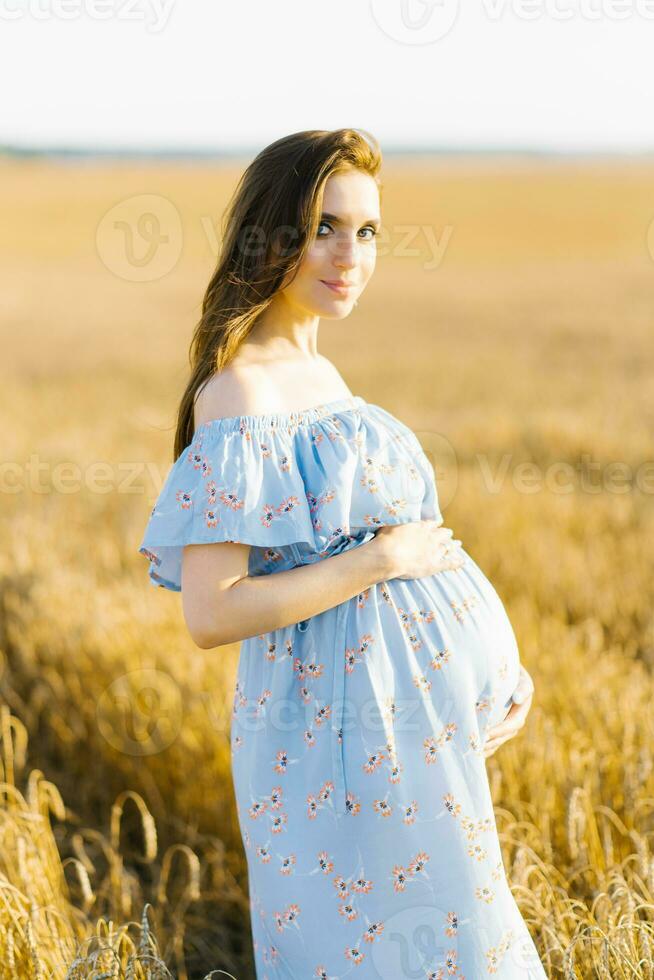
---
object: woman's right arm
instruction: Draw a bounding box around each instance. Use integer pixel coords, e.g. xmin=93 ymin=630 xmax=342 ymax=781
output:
xmin=182 ymin=521 xmax=463 ymax=649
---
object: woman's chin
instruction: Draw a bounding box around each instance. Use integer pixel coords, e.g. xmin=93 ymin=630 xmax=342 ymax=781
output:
xmin=314 ymin=298 xmax=357 ymax=319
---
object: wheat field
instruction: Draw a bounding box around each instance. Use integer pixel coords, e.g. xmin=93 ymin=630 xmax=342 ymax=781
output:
xmin=0 ymin=154 xmax=653 ymax=978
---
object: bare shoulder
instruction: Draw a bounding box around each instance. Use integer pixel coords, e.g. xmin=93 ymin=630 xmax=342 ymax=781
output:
xmin=314 ymin=355 xmax=356 ymax=395
xmin=193 ymin=353 xmax=354 ymax=428
xmin=194 ymin=365 xmax=267 ymax=428
xmin=315 ymin=353 xmax=346 ymax=380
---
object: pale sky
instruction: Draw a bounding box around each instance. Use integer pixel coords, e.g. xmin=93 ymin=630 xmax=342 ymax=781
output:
xmin=1 ymin=0 xmax=653 ymax=152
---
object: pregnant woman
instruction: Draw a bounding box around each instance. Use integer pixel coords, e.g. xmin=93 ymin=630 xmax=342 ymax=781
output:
xmin=140 ymin=129 xmax=547 ymax=978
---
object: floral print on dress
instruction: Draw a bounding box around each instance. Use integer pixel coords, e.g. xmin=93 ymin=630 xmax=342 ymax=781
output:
xmin=140 ymin=395 xmax=547 ymax=977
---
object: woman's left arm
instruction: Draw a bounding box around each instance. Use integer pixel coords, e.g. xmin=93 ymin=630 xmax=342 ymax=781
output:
xmin=483 ymin=664 xmax=536 ymax=758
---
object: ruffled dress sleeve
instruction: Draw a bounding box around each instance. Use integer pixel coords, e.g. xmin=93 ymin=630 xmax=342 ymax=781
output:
xmin=138 ymin=420 xmax=318 ymax=592
xmin=139 ymin=397 xmax=444 ymax=592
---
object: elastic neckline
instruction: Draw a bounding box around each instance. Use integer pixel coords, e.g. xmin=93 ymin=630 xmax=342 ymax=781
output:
xmin=195 ymin=395 xmax=366 ymax=433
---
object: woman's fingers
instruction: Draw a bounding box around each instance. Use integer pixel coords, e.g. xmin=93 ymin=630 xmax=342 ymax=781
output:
xmin=497 ymin=692 xmax=532 ymax=732
xmin=483 ymin=729 xmax=514 ymax=756
xmin=482 ymin=697 xmax=533 ymax=756
xmin=481 ymin=666 xmax=536 ymax=757
xmin=511 ymin=664 xmax=535 ymax=705
xmin=488 ymin=699 xmax=529 ymax=737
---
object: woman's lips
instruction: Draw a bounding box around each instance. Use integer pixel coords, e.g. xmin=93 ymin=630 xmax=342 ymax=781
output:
xmin=321 ymin=280 xmax=353 ymax=296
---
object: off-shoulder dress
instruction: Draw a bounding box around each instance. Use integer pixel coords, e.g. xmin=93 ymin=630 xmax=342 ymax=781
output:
xmin=139 ymin=395 xmax=547 ymax=979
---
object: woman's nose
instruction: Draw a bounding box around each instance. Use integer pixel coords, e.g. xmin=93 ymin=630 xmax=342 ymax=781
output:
xmin=332 ymin=238 xmax=358 ymax=268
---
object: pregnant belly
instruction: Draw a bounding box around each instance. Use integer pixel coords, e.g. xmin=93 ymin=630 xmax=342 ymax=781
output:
xmin=350 ymin=547 xmax=522 ymax=734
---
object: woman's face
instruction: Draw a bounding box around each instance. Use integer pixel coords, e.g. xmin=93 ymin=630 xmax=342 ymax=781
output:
xmin=281 ymin=169 xmax=381 ymax=318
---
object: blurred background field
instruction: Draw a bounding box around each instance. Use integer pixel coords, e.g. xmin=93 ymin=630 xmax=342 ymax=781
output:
xmin=1 ymin=156 xmax=654 ymax=977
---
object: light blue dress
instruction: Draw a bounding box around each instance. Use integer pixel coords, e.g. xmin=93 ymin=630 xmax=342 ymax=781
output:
xmin=140 ymin=395 xmax=548 ymax=979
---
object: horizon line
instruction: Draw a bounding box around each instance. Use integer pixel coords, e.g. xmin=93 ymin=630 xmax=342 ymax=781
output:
xmin=2 ymin=141 xmax=654 ymax=161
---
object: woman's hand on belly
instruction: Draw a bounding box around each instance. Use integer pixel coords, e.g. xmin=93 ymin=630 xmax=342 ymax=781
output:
xmin=482 ymin=664 xmax=535 ymax=758
xmin=373 ymin=519 xmax=465 ymax=580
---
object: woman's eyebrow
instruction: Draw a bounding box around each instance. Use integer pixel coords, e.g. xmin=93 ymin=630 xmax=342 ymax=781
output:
xmin=321 ymin=211 xmax=381 ymax=227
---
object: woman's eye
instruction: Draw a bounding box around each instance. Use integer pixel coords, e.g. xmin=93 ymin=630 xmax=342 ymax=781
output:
xmin=316 ymin=222 xmax=377 ymax=240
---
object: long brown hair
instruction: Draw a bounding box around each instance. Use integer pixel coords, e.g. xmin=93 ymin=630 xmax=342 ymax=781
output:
xmin=173 ymin=128 xmax=383 ymax=461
